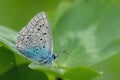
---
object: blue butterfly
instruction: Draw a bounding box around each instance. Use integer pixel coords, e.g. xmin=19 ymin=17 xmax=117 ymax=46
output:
xmin=16 ymin=12 xmax=57 ymax=64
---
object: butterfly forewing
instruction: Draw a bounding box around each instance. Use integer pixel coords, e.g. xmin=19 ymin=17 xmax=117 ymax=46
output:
xmin=16 ymin=12 xmax=53 ymax=63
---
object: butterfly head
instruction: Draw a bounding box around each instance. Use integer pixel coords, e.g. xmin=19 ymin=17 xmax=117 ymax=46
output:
xmin=37 ymin=54 xmax=58 ymax=65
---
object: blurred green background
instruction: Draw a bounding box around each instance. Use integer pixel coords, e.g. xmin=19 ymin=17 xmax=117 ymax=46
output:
xmin=0 ymin=0 xmax=59 ymax=31
xmin=0 ymin=0 xmax=120 ymax=80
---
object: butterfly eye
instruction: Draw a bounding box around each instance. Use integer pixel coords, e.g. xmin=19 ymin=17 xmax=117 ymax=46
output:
xmin=52 ymin=54 xmax=58 ymax=60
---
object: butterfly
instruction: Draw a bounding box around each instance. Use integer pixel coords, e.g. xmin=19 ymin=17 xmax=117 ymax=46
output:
xmin=16 ymin=12 xmax=58 ymax=64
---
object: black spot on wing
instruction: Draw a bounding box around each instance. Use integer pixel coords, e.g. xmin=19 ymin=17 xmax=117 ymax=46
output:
xmin=43 ymin=33 xmax=47 ymax=35
xmin=39 ymin=25 xmax=42 ymax=27
xmin=46 ymin=26 xmax=48 ymax=29
xmin=37 ymin=28 xmax=40 ymax=31
xmin=27 ymin=37 xmax=29 ymax=39
xmin=43 ymin=46 xmax=45 ymax=48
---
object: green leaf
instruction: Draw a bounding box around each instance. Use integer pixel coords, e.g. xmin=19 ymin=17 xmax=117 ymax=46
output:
xmin=0 ymin=26 xmax=29 ymax=75
xmin=93 ymin=52 xmax=120 ymax=80
xmin=53 ymin=0 xmax=120 ymax=67
xmin=0 ymin=25 xmax=17 ymax=52
xmin=0 ymin=64 xmax=48 ymax=80
xmin=0 ymin=26 xmax=98 ymax=79
xmin=29 ymin=63 xmax=99 ymax=80
xmin=64 ymin=66 xmax=99 ymax=80
xmin=0 ymin=47 xmax=16 ymax=75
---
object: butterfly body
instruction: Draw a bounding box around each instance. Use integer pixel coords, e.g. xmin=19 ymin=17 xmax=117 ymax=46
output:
xmin=16 ymin=12 xmax=57 ymax=64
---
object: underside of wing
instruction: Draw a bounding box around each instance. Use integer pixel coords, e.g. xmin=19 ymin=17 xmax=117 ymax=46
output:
xmin=16 ymin=12 xmax=53 ymax=58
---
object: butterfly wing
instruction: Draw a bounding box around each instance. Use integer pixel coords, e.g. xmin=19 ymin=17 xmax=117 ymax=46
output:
xmin=16 ymin=12 xmax=53 ymax=63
